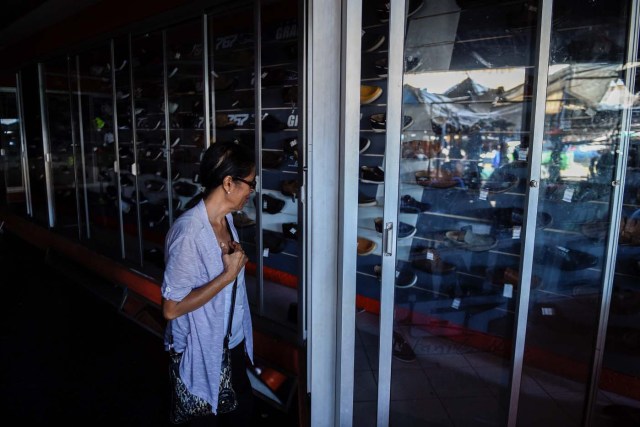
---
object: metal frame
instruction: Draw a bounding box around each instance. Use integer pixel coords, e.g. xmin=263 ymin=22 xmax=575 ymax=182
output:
xmin=37 ymin=62 xmax=56 ymax=228
xmin=336 ymin=0 xmax=361 ymax=423
xmin=110 ymin=38 xmax=126 ymax=259
xmin=75 ymin=55 xmax=92 ymax=239
xmin=507 ymin=1 xmax=554 ymax=426
xmin=307 ymin=0 xmax=343 ymax=425
xmin=16 ymin=71 xmax=33 ymax=216
xmin=254 ymin=0 xmax=265 ymax=316
xmin=66 ymin=54 xmax=84 ymax=241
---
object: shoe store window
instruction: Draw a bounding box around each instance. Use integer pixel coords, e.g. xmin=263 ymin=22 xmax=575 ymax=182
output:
xmin=347 ymin=0 xmax=640 ymax=426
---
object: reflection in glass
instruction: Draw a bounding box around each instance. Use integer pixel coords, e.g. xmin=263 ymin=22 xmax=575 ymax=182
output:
xmin=519 ymin=1 xmax=637 ymax=426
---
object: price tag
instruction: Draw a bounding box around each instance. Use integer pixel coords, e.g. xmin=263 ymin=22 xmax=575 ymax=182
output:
xmin=541 ymin=307 xmax=555 ymax=316
xmin=518 ymin=149 xmax=528 ymax=161
xmin=451 ymin=298 xmax=461 ymax=309
xmin=512 ymin=226 xmax=521 ymax=239
xmin=479 ymin=189 xmax=488 ymax=200
xmin=562 ymin=188 xmax=574 ymax=202
xmin=426 ymin=251 xmax=434 ymax=260
xmin=263 ymin=248 xmax=270 ymax=257
xmin=503 ymin=284 xmax=513 ymax=298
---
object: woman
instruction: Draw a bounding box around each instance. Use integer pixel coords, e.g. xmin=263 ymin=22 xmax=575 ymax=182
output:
xmin=162 ymin=141 xmax=256 ymax=426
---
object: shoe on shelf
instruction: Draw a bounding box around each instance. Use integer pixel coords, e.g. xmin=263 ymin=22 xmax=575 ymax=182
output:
xmin=358 ymin=192 xmax=377 ymax=207
xmin=360 ymin=85 xmax=383 ymax=104
xmin=374 ymin=217 xmax=416 ymax=240
xmin=362 ymin=31 xmax=385 ymax=53
xmin=444 ymin=227 xmax=497 ymax=252
xmin=357 ymin=237 xmax=377 ymax=256
xmin=392 ymin=332 xmax=416 ymax=362
xmin=400 ymin=194 xmax=430 ymax=214
xmin=369 ymin=113 xmax=413 ymax=133
xmin=359 ymin=165 xmax=385 ymax=184
xmin=262 ymin=113 xmax=287 ymax=132
xmin=280 ymin=179 xmax=299 ymax=201
xmin=410 ymin=246 xmax=456 ymax=275
xmin=254 ymin=193 xmax=286 ymax=214
xmin=359 ymin=137 xmax=371 ymax=154
xmin=262 ymin=151 xmax=285 ymax=169
xmin=374 ymin=264 xmax=418 ymax=288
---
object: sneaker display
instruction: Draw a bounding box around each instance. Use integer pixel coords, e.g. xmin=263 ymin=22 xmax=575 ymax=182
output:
xmin=392 ymin=332 xmax=416 ymax=362
xmin=399 ymin=194 xmax=431 ymax=214
xmin=359 ymin=137 xmax=371 ymax=154
xmin=359 ymin=165 xmax=385 ymax=184
xmin=360 ymin=85 xmax=383 ymax=104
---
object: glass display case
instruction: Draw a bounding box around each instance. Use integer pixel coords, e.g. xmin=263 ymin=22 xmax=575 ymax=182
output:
xmin=352 ymin=0 xmax=639 ymax=426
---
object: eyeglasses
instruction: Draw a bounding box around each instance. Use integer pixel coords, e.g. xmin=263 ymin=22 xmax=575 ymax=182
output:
xmin=233 ymin=177 xmax=257 ymax=190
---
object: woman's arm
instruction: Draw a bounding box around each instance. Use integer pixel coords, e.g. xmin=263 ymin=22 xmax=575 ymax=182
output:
xmin=162 ymin=243 xmax=247 ymax=320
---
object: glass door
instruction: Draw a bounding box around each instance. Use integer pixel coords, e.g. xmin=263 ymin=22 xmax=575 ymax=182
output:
xmin=75 ymin=43 xmax=123 ymax=258
xmin=42 ymin=56 xmax=83 ymax=239
xmin=353 ymin=0 xmax=540 ymax=425
xmin=518 ymin=1 xmax=638 ymax=426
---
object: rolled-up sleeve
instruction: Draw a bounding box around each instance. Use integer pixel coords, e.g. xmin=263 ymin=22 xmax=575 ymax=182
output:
xmin=162 ymin=227 xmax=206 ymax=302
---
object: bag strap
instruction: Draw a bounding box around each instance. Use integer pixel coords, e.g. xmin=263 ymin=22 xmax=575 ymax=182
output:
xmin=224 ymin=216 xmax=239 ymax=345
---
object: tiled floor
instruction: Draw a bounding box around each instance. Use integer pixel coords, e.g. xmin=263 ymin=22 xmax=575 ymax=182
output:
xmin=352 ymin=310 xmax=640 ymax=427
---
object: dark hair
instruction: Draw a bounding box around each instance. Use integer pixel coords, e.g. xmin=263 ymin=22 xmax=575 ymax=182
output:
xmin=199 ymin=141 xmax=255 ymax=197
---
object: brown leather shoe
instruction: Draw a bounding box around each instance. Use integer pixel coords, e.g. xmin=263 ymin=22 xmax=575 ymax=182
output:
xmin=357 ymin=237 xmax=377 ymax=256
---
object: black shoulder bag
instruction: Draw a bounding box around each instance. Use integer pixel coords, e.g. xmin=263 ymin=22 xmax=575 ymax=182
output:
xmin=168 ymin=218 xmax=240 ymax=424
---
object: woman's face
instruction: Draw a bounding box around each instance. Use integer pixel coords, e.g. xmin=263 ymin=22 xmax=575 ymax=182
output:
xmin=231 ymin=169 xmax=256 ymax=210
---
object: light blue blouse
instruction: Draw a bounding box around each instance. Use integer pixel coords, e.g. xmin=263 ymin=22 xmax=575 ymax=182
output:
xmin=162 ymin=200 xmax=253 ymax=414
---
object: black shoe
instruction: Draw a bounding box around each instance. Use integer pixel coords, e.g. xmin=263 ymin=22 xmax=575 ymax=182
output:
xmin=262 ymin=151 xmax=285 ymax=169
xmin=374 ymin=264 xmax=417 ymax=288
xmin=359 ymin=166 xmax=384 ymax=184
xmin=400 ymin=194 xmax=430 ymax=214
xmin=263 ymin=230 xmax=286 ymax=254
xmin=262 ymin=113 xmax=287 ymax=132
xmin=392 ymin=332 xmax=416 ymax=362
xmin=254 ymin=193 xmax=286 ymax=214
xmin=358 ymin=192 xmax=377 ymax=207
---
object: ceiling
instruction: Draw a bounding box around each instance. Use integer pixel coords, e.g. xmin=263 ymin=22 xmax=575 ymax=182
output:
xmin=0 ymin=0 xmax=102 ymax=52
